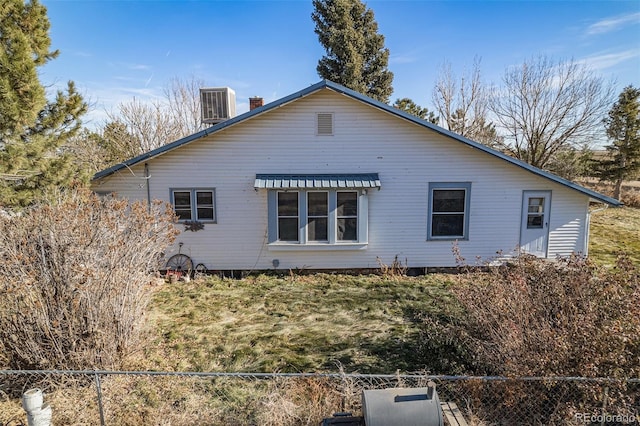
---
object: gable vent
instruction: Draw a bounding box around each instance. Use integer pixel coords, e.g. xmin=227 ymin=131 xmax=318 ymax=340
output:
xmin=316 ymin=113 xmax=334 ymax=135
xmin=200 ymin=87 xmax=236 ymax=125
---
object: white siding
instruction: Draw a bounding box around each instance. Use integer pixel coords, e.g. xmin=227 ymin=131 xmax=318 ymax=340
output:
xmin=92 ymin=89 xmax=591 ymax=270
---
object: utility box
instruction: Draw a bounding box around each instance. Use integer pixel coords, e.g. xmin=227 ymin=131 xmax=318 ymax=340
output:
xmin=361 ymin=384 xmax=443 ymax=426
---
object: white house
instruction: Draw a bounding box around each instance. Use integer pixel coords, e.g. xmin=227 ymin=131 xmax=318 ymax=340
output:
xmin=91 ymin=80 xmax=621 ymax=273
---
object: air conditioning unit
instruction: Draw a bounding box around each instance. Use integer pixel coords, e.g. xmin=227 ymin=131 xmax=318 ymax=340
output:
xmin=200 ymin=87 xmax=236 ymax=124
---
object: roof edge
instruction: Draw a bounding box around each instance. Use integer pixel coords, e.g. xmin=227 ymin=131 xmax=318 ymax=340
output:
xmin=92 ymin=80 xmax=622 ymax=207
xmin=320 ymin=81 xmax=622 ymax=206
xmin=92 ymin=81 xmax=330 ymax=181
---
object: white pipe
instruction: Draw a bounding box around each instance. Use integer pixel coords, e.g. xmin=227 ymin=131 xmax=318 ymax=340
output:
xmin=22 ymin=389 xmax=51 ymax=426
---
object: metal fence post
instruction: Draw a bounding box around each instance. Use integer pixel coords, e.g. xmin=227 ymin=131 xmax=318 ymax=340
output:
xmin=94 ymin=372 xmax=106 ymax=426
xmin=600 ymin=385 xmax=609 ymax=426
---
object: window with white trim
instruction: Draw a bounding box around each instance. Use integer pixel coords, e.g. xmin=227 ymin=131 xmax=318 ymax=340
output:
xmin=427 ymin=182 xmax=471 ymax=240
xmin=171 ymin=188 xmax=216 ymax=222
xmin=307 ymin=191 xmax=328 ymax=241
xmin=277 ymin=191 xmax=299 ymax=241
xmin=337 ymin=191 xmax=358 ymax=241
xmin=268 ymin=189 xmax=367 ymax=245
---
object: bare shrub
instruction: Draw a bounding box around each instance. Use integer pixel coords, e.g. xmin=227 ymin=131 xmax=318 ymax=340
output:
xmin=454 ymin=254 xmax=639 ymax=378
xmin=376 ymin=255 xmax=408 ymax=277
xmin=442 ymin=254 xmax=640 ymax=422
xmin=0 ymin=189 xmax=178 ymax=372
xmin=614 ymin=186 xmax=640 ymax=208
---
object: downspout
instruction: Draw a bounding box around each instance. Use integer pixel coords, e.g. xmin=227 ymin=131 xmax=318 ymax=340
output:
xmin=585 ymin=203 xmax=609 ymax=256
xmin=145 ymin=163 xmax=151 ymax=212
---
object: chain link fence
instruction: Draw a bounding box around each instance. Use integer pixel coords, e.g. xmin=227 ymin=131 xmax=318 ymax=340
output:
xmin=1 ymin=370 xmax=638 ymax=425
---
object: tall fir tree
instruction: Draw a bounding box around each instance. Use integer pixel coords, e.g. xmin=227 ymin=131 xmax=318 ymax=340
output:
xmin=393 ymin=98 xmax=438 ymax=124
xmin=312 ymin=0 xmax=394 ymax=103
xmin=0 ymin=0 xmax=87 ymax=207
xmin=592 ymin=85 xmax=640 ymax=199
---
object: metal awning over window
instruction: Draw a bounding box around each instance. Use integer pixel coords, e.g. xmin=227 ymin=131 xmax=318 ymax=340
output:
xmin=254 ymin=173 xmax=381 ymax=189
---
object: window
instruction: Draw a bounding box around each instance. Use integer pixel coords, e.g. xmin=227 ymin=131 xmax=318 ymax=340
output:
xmin=337 ymin=191 xmax=358 ymax=241
xmin=307 ymin=192 xmax=328 ymax=241
xmin=277 ymin=191 xmax=299 ymax=241
xmin=428 ymin=182 xmax=471 ymax=240
xmin=268 ymin=190 xmax=367 ymax=246
xmin=171 ymin=189 xmax=216 ymax=222
xmin=173 ymin=191 xmax=192 ymax=220
xmin=526 ymin=197 xmax=545 ymax=229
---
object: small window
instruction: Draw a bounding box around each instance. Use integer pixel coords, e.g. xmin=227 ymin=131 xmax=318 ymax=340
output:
xmin=307 ymin=192 xmax=328 ymax=241
xmin=428 ymin=183 xmax=471 ymax=240
xmin=171 ymin=189 xmax=216 ymax=222
xmin=278 ymin=191 xmax=299 ymax=242
xmin=173 ymin=191 xmax=192 ymax=220
xmin=527 ymin=197 xmax=544 ymax=229
xmin=337 ymin=191 xmax=358 ymax=241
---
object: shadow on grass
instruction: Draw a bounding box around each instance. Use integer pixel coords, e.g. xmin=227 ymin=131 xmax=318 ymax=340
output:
xmin=310 ymin=306 xmax=473 ymax=375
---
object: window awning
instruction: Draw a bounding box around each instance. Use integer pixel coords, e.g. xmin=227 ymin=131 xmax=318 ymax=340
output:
xmin=254 ymin=173 xmax=381 ymax=189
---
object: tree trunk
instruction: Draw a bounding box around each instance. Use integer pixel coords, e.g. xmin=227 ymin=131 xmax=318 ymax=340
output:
xmin=613 ymin=178 xmax=623 ymax=200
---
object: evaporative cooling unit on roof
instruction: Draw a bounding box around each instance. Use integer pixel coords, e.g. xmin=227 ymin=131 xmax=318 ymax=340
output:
xmin=200 ymin=87 xmax=236 ymax=125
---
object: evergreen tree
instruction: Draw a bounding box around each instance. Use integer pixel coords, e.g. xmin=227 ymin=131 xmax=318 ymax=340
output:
xmin=592 ymin=85 xmax=640 ymax=199
xmin=0 ymin=0 xmax=87 ymax=207
xmin=393 ymin=98 xmax=438 ymax=124
xmin=312 ymin=0 xmax=394 ymax=103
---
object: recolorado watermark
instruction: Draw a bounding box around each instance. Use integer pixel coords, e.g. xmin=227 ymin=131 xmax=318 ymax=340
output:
xmin=575 ymin=412 xmax=638 ymax=424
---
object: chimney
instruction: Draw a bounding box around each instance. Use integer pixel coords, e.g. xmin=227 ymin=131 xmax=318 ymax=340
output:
xmin=250 ymin=97 xmax=264 ymax=111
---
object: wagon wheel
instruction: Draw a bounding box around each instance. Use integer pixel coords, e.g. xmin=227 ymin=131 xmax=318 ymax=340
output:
xmin=194 ymin=263 xmax=208 ymax=277
xmin=165 ymin=254 xmax=193 ymax=273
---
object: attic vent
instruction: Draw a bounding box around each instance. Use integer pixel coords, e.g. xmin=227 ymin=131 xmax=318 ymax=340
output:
xmin=316 ymin=113 xmax=334 ymax=135
xmin=200 ymin=87 xmax=236 ymax=124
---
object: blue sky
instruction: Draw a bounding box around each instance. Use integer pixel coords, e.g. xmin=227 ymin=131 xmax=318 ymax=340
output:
xmin=40 ymin=0 xmax=640 ymax=128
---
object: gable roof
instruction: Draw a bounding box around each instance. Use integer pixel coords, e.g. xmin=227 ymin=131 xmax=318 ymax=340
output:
xmin=92 ymin=80 xmax=622 ymax=206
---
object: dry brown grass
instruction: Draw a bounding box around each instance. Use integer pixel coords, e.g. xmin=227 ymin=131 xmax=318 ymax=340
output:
xmin=1 ymin=183 xmax=637 ymax=424
xmin=257 ymin=376 xmax=353 ymax=425
xmin=0 ymin=373 xmax=367 ymax=426
xmin=578 ymin=179 xmax=640 ymax=207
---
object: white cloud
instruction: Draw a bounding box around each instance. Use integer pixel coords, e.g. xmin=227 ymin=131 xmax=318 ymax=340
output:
xmin=390 ymin=53 xmax=417 ymax=65
xmin=579 ymin=49 xmax=639 ymax=71
xmin=107 ymin=61 xmax=151 ymax=71
xmin=586 ymin=12 xmax=640 ymax=35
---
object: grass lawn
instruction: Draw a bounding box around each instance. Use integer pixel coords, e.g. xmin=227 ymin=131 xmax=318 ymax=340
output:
xmin=138 ymin=273 xmax=460 ymax=375
xmin=1 ymin=207 xmax=636 ymax=426
xmin=133 ymin=206 xmax=639 ymax=375
xmin=589 ymin=206 xmax=640 ymax=266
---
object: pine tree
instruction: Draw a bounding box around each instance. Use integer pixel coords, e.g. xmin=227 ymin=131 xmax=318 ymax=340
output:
xmin=0 ymin=0 xmax=87 ymax=207
xmin=312 ymin=0 xmax=394 ymax=103
xmin=592 ymin=85 xmax=640 ymax=199
xmin=393 ymin=98 xmax=438 ymax=124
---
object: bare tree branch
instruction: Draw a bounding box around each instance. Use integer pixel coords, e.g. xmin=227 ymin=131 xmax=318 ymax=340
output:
xmin=489 ymin=56 xmax=615 ymax=170
xmin=164 ymin=75 xmax=208 ymax=136
xmin=432 ymin=57 xmax=500 ymax=147
xmin=102 ymin=75 xmax=209 ymax=161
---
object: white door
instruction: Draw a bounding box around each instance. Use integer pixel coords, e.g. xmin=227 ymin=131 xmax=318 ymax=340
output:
xmin=520 ymin=191 xmax=551 ymax=257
